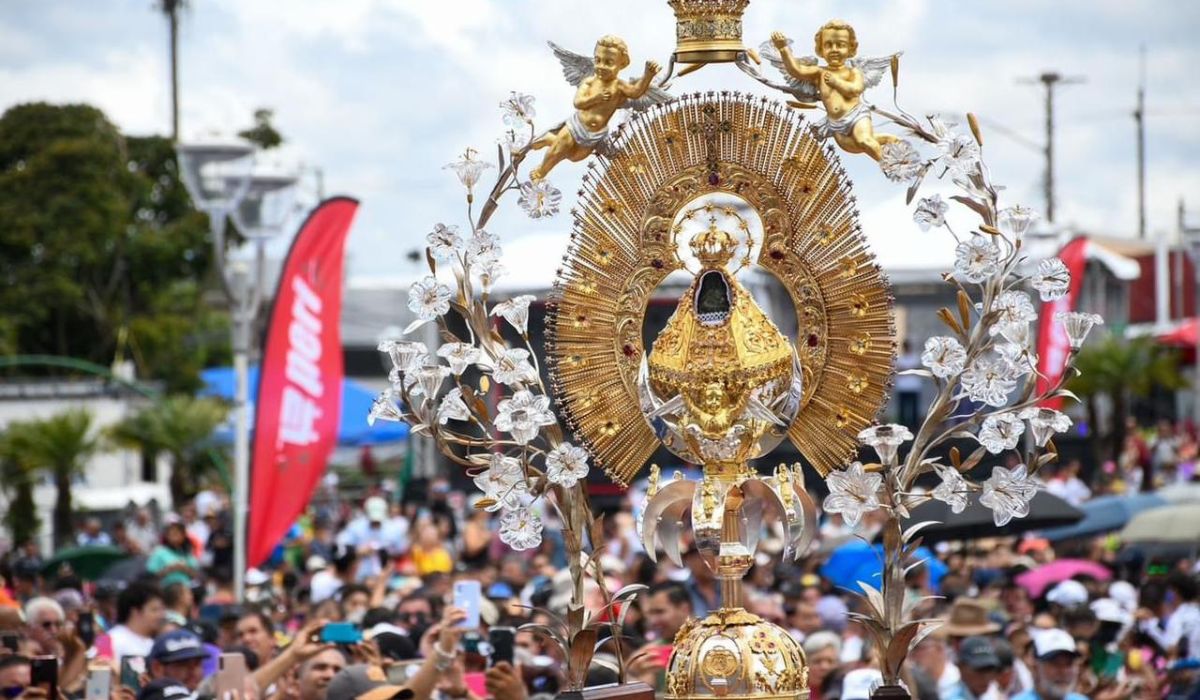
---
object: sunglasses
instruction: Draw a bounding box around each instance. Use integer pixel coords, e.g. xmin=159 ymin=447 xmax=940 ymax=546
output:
xmin=40 ymin=620 xmax=63 ymax=630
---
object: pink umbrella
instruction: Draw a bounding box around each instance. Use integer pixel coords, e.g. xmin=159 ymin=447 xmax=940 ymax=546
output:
xmin=1016 ymin=559 xmax=1112 ymax=599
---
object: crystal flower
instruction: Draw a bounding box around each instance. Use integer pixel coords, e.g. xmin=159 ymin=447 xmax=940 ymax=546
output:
xmin=498 ymin=506 xmax=543 ymax=551
xmin=937 ymin=132 xmax=980 ymax=176
xmin=991 ymin=290 xmax=1037 ymax=341
xmin=472 ymin=258 xmax=505 ymax=295
xmin=466 ymin=230 xmax=502 ymax=267
xmin=1032 ymin=258 xmax=1071 ymax=301
xmin=436 ymin=387 xmax=471 ymax=425
xmin=414 ymin=364 xmax=449 ymax=400
xmin=443 ymin=147 xmax=492 ymax=199
xmin=437 ymin=342 xmax=482 ymax=375
xmin=977 ymin=412 xmax=1025 ymax=454
xmin=499 ymin=129 xmax=531 ymax=156
xmin=961 ymin=353 xmax=1018 ymax=407
xmin=857 ymin=424 xmax=914 ymax=466
xmin=879 ymin=140 xmax=923 ymax=183
xmin=1018 ymin=407 xmax=1072 ymax=447
xmin=921 ymin=336 xmax=967 ymax=379
xmin=931 ymin=463 xmax=970 ymax=514
xmin=500 ymin=92 xmax=536 ymax=127
xmin=408 ymin=276 xmax=453 ymax=321
xmin=494 ymin=389 xmax=556 ymax=444
xmin=823 ymin=461 xmax=883 ymax=526
xmin=474 ymin=453 xmax=527 ymax=512
xmin=545 ymin=442 xmax=590 ymax=488
xmin=492 ymin=295 xmax=537 ymax=335
xmin=1055 ymin=311 xmax=1103 ymax=350
xmin=979 ymin=464 xmax=1039 ymax=527
xmin=913 ymin=195 xmax=948 ymax=231
xmin=378 ymin=340 xmax=428 ymax=374
xmin=426 ymin=223 xmax=464 ymax=263
xmin=368 ymin=389 xmax=405 ymax=426
xmin=998 ymin=205 xmax=1038 ymax=241
xmin=954 ymin=235 xmax=1000 ymax=284
xmin=518 ymin=179 xmax=562 ymax=220
xmin=997 ymin=341 xmax=1033 ymax=377
xmin=490 ymin=348 xmax=538 ymax=386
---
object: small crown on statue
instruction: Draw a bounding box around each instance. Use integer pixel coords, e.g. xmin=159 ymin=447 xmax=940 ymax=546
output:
xmin=690 ymin=223 xmax=737 ymax=268
xmin=667 ymin=0 xmax=749 ymax=64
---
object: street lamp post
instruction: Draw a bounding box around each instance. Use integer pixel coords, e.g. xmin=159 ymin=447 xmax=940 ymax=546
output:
xmin=176 ymin=140 xmax=297 ymax=599
xmin=1184 ymin=225 xmax=1200 ymax=430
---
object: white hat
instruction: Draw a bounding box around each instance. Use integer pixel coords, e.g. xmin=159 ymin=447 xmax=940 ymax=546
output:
xmin=840 ymin=669 xmax=883 ymax=700
xmin=1046 ymin=580 xmax=1088 ymax=608
xmin=1090 ymin=598 xmax=1132 ymax=626
xmin=365 ymin=496 xmax=389 ymax=522
xmin=1032 ymin=628 xmax=1079 ymax=660
xmin=1108 ymin=581 xmax=1137 ymax=612
xmin=245 ymin=568 xmax=270 ymax=587
xmin=306 ymin=555 xmax=328 ymax=573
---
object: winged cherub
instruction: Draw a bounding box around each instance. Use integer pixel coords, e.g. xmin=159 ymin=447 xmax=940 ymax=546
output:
xmin=529 ymin=37 xmax=670 ymax=180
xmin=762 ymin=20 xmax=898 ymax=161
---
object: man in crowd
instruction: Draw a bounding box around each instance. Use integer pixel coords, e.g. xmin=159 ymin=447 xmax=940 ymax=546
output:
xmin=76 ymin=517 xmax=113 ymax=547
xmin=98 ymin=581 xmax=165 ymax=663
xmin=147 ymin=629 xmax=210 ymax=691
xmin=237 ymin=609 xmax=279 ymax=666
xmin=948 ymin=636 xmax=1002 ymax=700
xmin=0 ymin=656 xmax=31 ymax=695
xmin=642 ymin=581 xmax=692 ymax=643
xmin=1013 ymin=629 xmax=1086 ymax=700
xmin=22 ymin=597 xmax=64 ymax=657
xmin=297 ymin=648 xmax=348 ymax=700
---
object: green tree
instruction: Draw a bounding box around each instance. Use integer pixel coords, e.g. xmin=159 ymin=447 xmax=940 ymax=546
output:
xmin=1069 ymin=335 xmax=1185 ymax=463
xmin=4 ymin=410 xmax=100 ymax=548
xmin=0 ymin=102 xmax=231 ymax=391
xmin=239 ymin=108 xmax=284 ymax=150
xmin=0 ymin=432 xmax=41 ymax=547
xmin=110 ymin=395 xmax=229 ymax=505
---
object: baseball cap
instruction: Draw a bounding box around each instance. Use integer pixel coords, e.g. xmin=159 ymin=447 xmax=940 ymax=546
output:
xmin=1045 ymin=580 xmax=1088 ymax=608
xmin=327 ymin=664 xmax=414 ymax=700
xmin=136 ymin=679 xmax=193 ymax=700
xmin=1032 ymin=628 xmax=1079 ymax=661
xmin=840 ymin=669 xmax=883 ymax=700
xmin=958 ymin=636 xmax=1001 ymax=670
xmin=148 ymin=630 xmax=210 ymax=664
xmin=1090 ymin=598 xmax=1132 ymax=626
xmin=365 ymin=497 xmax=389 ymax=522
xmin=244 ymin=568 xmax=270 ymax=587
xmin=1108 ymin=581 xmax=1137 ymax=611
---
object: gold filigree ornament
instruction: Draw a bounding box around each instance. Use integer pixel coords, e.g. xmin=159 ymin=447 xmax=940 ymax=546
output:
xmin=546 ymin=92 xmax=895 ymax=486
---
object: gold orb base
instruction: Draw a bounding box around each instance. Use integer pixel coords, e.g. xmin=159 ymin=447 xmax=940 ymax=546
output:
xmin=666 ymin=608 xmax=810 ymax=700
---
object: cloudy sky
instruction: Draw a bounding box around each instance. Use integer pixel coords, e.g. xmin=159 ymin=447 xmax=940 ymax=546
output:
xmin=2 ymin=1 xmax=1198 ymax=282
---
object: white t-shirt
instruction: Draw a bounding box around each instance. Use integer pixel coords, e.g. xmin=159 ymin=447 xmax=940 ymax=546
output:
xmin=107 ymin=624 xmax=154 ymax=663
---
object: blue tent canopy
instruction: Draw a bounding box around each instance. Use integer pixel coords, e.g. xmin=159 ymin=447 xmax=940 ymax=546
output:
xmin=820 ymin=540 xmax=948 ymax=593
xmin=200 ymin=366 xmax=408 ymax=447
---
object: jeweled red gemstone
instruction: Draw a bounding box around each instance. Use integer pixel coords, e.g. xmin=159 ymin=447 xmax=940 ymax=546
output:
xmin=708 ymin=172 xmax=720 ymax=186
xmin=622 ymin=344 xmax=637 ymax=357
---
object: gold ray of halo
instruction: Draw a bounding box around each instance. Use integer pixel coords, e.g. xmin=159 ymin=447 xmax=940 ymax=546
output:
xmin=546 ymin=92 xmax=896 ymax=485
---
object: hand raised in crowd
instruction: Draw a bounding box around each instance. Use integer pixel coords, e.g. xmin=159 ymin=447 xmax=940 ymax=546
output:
xmin=346 ymin=641 xmax=383 ymax=669
xmin=485 ymin=661 xmax=527 ymax=700
xmin=284 ymin=620 xmax=333 ymax=663
xmin=420 ymin=605 xmax=468 ymax=659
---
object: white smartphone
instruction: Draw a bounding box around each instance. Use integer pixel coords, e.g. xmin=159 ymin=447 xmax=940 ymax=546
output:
xmin=453 ymin=579 xmax=482 ymax=629
xmin=86 ymin=667 xmax=112 ymax=700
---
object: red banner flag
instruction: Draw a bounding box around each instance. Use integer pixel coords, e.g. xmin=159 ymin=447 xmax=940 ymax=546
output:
xmin=1036 ymin=237 xmax=1088 ymax=409
xmin=248 ymin=197 xmax=359 ymax=566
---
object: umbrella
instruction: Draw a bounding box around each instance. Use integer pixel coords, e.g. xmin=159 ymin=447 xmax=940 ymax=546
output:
xmin=1157 ymin=483 xmax=1200 ymax=505
xmin=1040 ymin=493 xmax=1166 ymax=542
xmin=95 ymin=556 xmax=148 ymax=585
xmin=896 ymin=490 xmax=1083 ymax=544
xmin=1120 ymin=505 xmax=1200 ymax=545
xmin=41 ymin=546 xmax=130 ymax=581
xmin=820 ymin=541 xmax=947 ymax=592
xmin=1015 ymin=559 xmax=1112 ymax=598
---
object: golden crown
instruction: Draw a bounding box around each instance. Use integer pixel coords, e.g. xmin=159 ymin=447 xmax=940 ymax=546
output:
xmin=667 ymin=0 xmax=749 ymax=64
xmin=689 ymin=222 xmax=737 ymax=267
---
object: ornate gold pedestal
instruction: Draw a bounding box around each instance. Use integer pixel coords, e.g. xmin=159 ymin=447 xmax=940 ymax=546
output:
xmin=667 ymin=609 xmax=809 ymax=700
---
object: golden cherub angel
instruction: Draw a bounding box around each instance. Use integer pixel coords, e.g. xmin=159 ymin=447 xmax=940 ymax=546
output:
xmin=759 ymin=20 xmax=899 ymax=161
xmin=530 ymin=36 xmax=672 ymax=180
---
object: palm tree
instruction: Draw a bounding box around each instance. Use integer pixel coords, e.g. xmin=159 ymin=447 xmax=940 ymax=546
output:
xmin=1069 ymin=335 xmax=1185 ymax=464
xmin=111 ymin=395 xmax=229 ymax=505
xmin=0 ymin=431 xmax=41 ymax=547
xmin=5 ymin=410 xmax=100 ymax=548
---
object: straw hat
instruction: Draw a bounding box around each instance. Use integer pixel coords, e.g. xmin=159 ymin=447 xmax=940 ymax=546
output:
xmin=936 ymin=598 xmax=1001 ymax=637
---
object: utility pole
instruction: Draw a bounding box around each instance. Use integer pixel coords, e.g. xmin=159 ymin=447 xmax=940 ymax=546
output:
xmin=1135 ymin=45 xmax=1147 ymax=240
xmin=1019 ymin=71 xmax=1085 ymax=223
xmin=159 ymin=0 xmax=185 ymax=141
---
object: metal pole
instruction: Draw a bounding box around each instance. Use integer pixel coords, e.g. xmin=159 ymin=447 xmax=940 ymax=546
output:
xmin=1135 ymin=45 xmax=1146 ymax=240
xmin=232 ymin=309 xmax=251 ymax=601
xmin=1043 ymin=73 xmax=1057 ymax=223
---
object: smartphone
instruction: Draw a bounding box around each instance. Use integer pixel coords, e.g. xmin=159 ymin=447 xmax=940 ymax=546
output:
xmin=319 ymin=622 xmax=363 ymax=645
xmin=386 ymin=661 xmax=422 ymax=685
xmin=0 ymin=633 xmax=17 ymax=653
xmin=86 ymin=666 xmax=112 ymax=700
xmin=488 ymin=627 xmax=515 ymax=667
xmin=377 ymin=548 xmax=390 ymax=568
xmin=30 ymin=656 xmax=57 ymax=700
xmin=119 ymin=656 xmax=146 ymax=692
xmin=214 ymin=653 xmax=248 ymax=700
xmin=77 ymin=612 xmax=96 ymax=647
xmin=453 ymin=580 xmax=482 ymax=629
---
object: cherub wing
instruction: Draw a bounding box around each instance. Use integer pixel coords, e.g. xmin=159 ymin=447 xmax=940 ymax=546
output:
xmin=548 ymin=41 xmax=594 ymax=87
xmin=756 ymin=39 xmax=821 ymax=103
xmin=625 ymin=84 xmax=674 ymax=113
xmin=849 ymin=52 xmax=900 ymax=90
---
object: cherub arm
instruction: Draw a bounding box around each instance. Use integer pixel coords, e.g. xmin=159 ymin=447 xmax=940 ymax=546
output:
xmin=619 ymin=60 xmax=662 ymax=99
xmin=771 ymin=32 xmax=819 ymax=83
xmin=824 ymin=67 xmax=865 ymax=99
xmin=572 ymin=77 xmax=610 ymax=109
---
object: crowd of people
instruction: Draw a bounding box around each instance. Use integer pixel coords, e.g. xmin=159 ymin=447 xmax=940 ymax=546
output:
xmin=0 ymin=419 xmax=1197 ymax=700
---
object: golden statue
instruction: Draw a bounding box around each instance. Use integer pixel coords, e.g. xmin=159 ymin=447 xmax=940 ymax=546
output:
xmin=761 ymin=20 xmax=898 ymax=161
xmin=530 ymin=37 xmax=672 ymax=180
